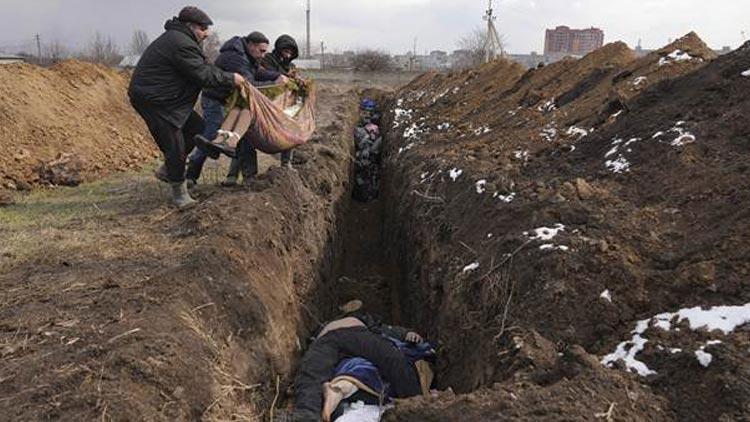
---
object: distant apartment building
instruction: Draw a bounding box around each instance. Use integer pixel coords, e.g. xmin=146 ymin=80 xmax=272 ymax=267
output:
xmin=544 ymin=26 xmax=604 ymax=58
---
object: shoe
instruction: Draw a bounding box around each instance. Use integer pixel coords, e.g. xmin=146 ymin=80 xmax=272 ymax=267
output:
xmin=220 ymin=176 xmax=238 ymax=187
xmin=170 ymin=182 xmax=197 ymax=209
xmin=154 ymin=164 xmax=169 ymax=183
xmin=194 ymin=134 xmax=237 ymax=158
xmin=186 ymin=178 xmax=197 ymax=189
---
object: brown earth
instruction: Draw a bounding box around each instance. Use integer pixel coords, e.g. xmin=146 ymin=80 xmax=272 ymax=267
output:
xmin=380 ymin=35 xmax=750 ymax=420
xmin=0 ymin=82 xmax=361 ymax=421
xmin=0 ymin=60 xmax=157 ymax=189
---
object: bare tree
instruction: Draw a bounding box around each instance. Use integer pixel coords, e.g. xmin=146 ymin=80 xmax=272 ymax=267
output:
xmin=203 ymin=32 xmax=221 ymax=63
xmin=43 ymin=40 xmax=69 ymax=64
xmin=351 ymin=50 xmax=393 ymax=72
xmin=81 ymin=32 xmax=122 ymax=66
xmin=129 ymin=30 xmax=150 ymax=55
xmin=455 ymin=27 xmax=505 ymax=69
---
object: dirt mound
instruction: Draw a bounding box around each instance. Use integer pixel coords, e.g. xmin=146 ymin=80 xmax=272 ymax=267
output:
xmin=0 ymin=83 xmax=358 ymax=420
xmin=0 ymin=60 xmax=156 ymax=188
xmin=382 ymin=35 xmax=749 ymax=420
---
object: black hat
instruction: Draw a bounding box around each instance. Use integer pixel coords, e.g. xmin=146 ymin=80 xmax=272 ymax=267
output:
xmin=178 ymin=6 xmax=213 ymax=26
xmin=246 ymin=31 xmax=269 ymax=44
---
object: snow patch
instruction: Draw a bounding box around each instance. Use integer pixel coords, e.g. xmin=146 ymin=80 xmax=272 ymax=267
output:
xmin=566 ymin=126 xmax=589 ymax=139
xmin=475 ymin=180 xmax=487 ymax=194
xmin=659 ymin=49 xmax=699 ymax=66
xmin=513 ymin=150 xmax=529 ymax=162
xmin=494 ymin=192 xmax=516 ymax=203
xmin=633 ymin=76 xmax=648 ymax=86
xmin=462 ymin=262 xmax=480 ymax=274
xmin=600 ymin=290 xmax=612 ymax=302
xmin=449 ymin=168 xmax=463 ymax=181
xmin=436 ymin=122 xmax=451 ymax=130
xmin=742 ymin=69 xmax=750 ymax=77
xmin=524 ymin=224 xmax=565 ymax=241
xmin=473 ymin=126 xmax=491 ymax=135
xmin=695 ymin=350 xmax=713 ymax=367
xmin=540 ymin=125 xmax=558 ymax=142
xmin=538 ymin=99 xmax=556 ymax=113
xmin=539 ymin=244 xmax=570 ymax=252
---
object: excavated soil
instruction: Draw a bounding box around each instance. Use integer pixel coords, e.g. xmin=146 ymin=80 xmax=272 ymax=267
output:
xmin=0 ymin=60 xmax=157 ymax=190
xmin=0 ymin=82 xmax=360 ymax=420
xmin=380 ymin=35 xmax=750 ymax=421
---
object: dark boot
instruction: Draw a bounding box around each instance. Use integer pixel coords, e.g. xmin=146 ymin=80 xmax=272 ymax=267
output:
xmin=185 ymin=159 xmax=203 ymax=188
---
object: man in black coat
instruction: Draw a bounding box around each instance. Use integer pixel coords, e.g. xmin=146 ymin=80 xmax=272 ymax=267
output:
xmin=128 ymin=6 xmax=245 ymax=208
xmin=185 ymin=32 xmax=287 ymax=187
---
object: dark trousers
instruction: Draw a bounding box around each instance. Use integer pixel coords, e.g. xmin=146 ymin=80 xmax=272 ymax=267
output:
xmin=292 ymin=327 xmax=421 ymax=421
xmin=186 ymin=95 xmax=225 ymax=181
xmin=226 ymin=137 xmax=258 ymax=179
xmin=131 ymin=100 xmax=204 ymax=183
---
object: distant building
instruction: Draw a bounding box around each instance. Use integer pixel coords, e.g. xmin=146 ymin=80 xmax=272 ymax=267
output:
xmin=544 ymin=26 xmax=604 ymax=58
xmin=0 ymin=54 xmax=27 ymax=65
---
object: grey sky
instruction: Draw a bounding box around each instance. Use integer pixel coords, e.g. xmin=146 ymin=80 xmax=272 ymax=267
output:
xmin=0 ymin=0 xmax=747 ymax=55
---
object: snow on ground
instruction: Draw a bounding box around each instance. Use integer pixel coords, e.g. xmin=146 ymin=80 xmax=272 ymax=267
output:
xmin=539 ymin=244 xmax=570 ymax=252
xmin=633 ymin=76 xmax=648 ymax=86
xmin=524 ymin=224 xmax=565 ymax=241
xmin=538 ymin=99 xmax=556 ymax=113
xmin=602 ymin=303 xmax=750 ymax=375
xmin=473 ymin=126 xmax=491 ymax=135
xmin=540 ymin=125 xmax=558 ymax=142
xmin=600 ymin=290 xmax=612 ymax=302
xmin=437 ymin=122 xmax=451 ymax=130
xmin=449 ymin=168 xmax=463 ymax=181
xmin=475 ymin=180 xmax=487 ymax=194
xmin=513 ymin=150 xmax=529 ymax=162
xmin=392 ymin=107 xmax=413 ymax=128
xmin=566 ymin=126 xmax=589 ymax=139
xmin=659 ymin=49 xmax=700 ymax=66
xmin=742 ymin=69 xmax=750 ymax=77
xmin=494 ymin=192 xmax=516 ymax=203
xmin=604 ymin=137 xmax=639 ymax=174
xmin=462 ymin=262 xmax=480 ymax=273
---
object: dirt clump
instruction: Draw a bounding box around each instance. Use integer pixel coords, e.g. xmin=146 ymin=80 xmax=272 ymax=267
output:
xmin=0 ymin=60 xmax=157 ymax=189
xmin=381 ymin=35 xmax=750 ymax=420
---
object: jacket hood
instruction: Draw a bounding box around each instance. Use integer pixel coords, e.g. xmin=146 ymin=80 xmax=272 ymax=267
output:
xmin=274 ymin=35 xmax=299 ymax=61
xmin=164 ymin=17 xmax=197 ymax=42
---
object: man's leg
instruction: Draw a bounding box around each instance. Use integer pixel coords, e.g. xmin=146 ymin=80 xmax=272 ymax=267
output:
xmin=240 ymin=141 xmax=258 ymax=182
xmin=131 ymin=101 xmax=196 ymax=207
xmin=281 ymin=150 xmax=293 ymax=168
xmin=293 ymin=338 xmax=341 ymax=422
xmin=334 ymin=328 xmax=421 ymax=398
xmin=187 ymin=97 xmax=224 ymax=184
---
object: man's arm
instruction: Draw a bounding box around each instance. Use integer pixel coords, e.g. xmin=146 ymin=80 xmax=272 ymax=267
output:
xmin=172 ymin=43 xmax=234 ymax=88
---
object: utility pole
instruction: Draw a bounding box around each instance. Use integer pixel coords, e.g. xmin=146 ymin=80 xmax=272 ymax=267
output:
xmin=306 ymin=0 xmax=311 ymax=59
xmin=35 ymin=34 xmax=42 ymax=60
xmin=409 ymin=37 xmax=417 ymax=71
xmin=320 ymin=41 xmax=325 ymax=68
xmin=483 ymin=0 xmax=503 ymax=63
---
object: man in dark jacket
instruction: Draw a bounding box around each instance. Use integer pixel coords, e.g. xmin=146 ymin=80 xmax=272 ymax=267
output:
xmin=260 ymin=34 xmax=301 ymax=169
xmin=128 ymin=6 xmax=244 ymax=208
xmin=185 ymin=31 xmax=286 ymax=187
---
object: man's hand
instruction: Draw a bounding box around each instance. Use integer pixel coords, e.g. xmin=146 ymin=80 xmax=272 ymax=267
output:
xmin=233 ymin=73 xmax=246 ymax=87
xmin=405 ymin=332 xmax=423 ymax=343
xmin=275 ymin=75 xmax=290 ymax=85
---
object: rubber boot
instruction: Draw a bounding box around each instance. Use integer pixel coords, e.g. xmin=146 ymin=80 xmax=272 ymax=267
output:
xmin=170 ymin=182 xmax=197 ymax=209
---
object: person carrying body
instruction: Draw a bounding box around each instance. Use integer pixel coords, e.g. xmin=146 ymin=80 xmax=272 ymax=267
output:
xmin=293 ymin=305 xmax=431 ymax=422
xmin=185 ymin=31 xmax=288 ymax=187
xmin=260 ymin=34 xmax=303 ymax=169
xmin=128 ymin=6 xmax=246 ymax=208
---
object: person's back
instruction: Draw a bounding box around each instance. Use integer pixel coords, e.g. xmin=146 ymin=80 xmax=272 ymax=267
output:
xmin=129 ymin=17 xmax=229 ymax=127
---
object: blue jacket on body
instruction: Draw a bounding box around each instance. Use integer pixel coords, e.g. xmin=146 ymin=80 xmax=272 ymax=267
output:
xmin=202 ymin=36 xmax=281 ymax=101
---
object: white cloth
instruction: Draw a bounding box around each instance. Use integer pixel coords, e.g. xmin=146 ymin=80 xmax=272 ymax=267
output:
xmin=335 ymin=401 xmax=391 ymax=422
